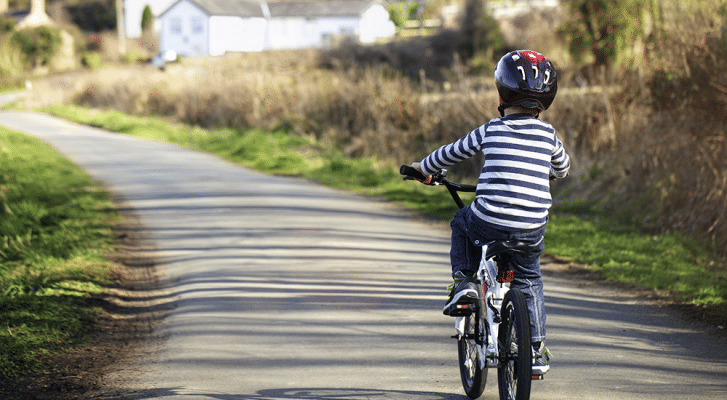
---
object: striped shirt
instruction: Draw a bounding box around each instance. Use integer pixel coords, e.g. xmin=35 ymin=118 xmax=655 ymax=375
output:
xmin=420 ymin=113 xmax=570 ymax=231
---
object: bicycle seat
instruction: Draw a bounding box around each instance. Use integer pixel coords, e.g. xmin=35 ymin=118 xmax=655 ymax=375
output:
xmin=484 ymin=238 xmax=543 ymax=260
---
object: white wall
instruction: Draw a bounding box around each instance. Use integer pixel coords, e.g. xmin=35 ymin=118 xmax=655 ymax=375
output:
xmin=358 ymin=3 xmax=395 ymax=44
xmin=312 ymin=17 xmax=358 ymax=47
xmin=125 ymin=0 xmax=177 ymax=38
xmin=209 ymin=16 xmax=267 ymax=55
xmin=266 ymin=17 xmax=324 ymax=50
xmin=159 ymin=0 xmax=209 ymax=57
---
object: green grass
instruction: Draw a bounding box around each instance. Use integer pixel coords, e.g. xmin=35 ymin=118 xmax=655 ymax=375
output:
xmin=0 ymin=127 xmax=118 ymax=377
xmin=42 ymin=104 xmax=726 ymax=320
xmin=547 ymin=204 xmax=725 ymax=307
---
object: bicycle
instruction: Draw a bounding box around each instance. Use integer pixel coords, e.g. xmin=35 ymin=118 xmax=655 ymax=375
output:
xmin=400 ymin=165 xmax=543 ymax=400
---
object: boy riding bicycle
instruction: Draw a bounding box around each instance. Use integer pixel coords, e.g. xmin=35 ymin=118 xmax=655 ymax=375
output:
xmin=412 ymin=50 xmax=570 ymax=375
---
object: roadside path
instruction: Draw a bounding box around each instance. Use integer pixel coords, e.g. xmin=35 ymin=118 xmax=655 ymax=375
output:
xmin=1 ymin=111 xmax=725 ymax=399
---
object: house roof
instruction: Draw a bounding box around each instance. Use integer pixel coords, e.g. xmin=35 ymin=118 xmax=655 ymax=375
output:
xmin=168 ymin=0 xmax=267 ymax=17
xmin=160 ymin=0 xmax=384 ymax=19
xmin=268 ymin=1 xmax=380 ymax=18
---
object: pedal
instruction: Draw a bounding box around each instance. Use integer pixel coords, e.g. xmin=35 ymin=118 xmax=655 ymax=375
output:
xmin=447 ymin=303 xmax=474 ymax=316
xmin=531 ymin=374 xmax=544 ymax=380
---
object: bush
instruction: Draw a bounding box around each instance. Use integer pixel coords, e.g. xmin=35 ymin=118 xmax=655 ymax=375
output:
xmin=66 ymin=0 xmax=116 ymax=32
xmin=0 ymin=17 xmax=15 ymax=33
xmin=11 ymin=26 xmax=62 ymax=68
xmin=0 ymin=33 xmax=25 ymax=78
xmin=141 ymin=5 xmax=154 ymax=32
xmin=388 ymin=2 xmax=410 ymax=28
xmin=81 ymin=52 xmax=102 ymax=69
xmin=558 ymin=0 xmax=647 ymax=66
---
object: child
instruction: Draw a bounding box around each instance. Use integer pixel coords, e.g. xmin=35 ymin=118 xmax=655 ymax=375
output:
xmin=413 ymin=50 xmax=570 ymax=375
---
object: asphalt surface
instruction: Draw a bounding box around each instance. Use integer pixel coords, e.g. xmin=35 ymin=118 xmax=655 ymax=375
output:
xmin=1 ymin=110 xmax=726 ymax=400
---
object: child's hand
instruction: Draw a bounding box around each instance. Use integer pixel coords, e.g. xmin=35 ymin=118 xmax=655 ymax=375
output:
xmin=410 ymin=162 xmax=432 ymax=185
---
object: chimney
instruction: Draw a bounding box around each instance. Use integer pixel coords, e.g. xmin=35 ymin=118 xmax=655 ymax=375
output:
xmin=18 ymin=0 xmax=52 ymax=28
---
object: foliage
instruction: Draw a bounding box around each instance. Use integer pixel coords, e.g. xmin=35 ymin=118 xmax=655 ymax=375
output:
xmin=388 ymin=1 xmax=410 ymax=28
xmin=460 ymin=0 xmax=508 ymax=69
xmin=558 ymin=0 xmax=648 ymax=66
xmin=0 ymin=127 xmax=117 ymax=377
xmin=0 ymin=33 xmax=25 ymax=78
xmin=0 ymin=16 xmax=15 ymax=33
xmin=81 ymin=51 xmax=102 ymax=69
xmin=141 ymin=5 xmax=154 ymax=32
xmin=65 ymin=0 xmax=116 ymax=32
xmin=10 ymin=26 xmax=62 ymax=68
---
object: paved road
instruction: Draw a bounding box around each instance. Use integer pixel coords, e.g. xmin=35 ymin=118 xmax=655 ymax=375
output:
xmin=1 ymin=111 xmax=726 ymax=400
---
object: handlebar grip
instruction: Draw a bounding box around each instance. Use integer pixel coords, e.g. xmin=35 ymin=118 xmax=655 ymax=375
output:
xmin=400 ymin=165 xmax=427 ymax=181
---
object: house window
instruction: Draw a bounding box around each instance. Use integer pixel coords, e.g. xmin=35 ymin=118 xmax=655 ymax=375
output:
xmin=191 ymin=17 xmax=204 ymax=35
xmin=170 ymin=17 xmax=182 ymax=34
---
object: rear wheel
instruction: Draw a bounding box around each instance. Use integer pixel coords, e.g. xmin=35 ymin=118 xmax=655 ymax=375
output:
xmin=497 ymin=289 xmax=532 ymax=400
xmin=457 ymin=299 xmax=487 ymax=398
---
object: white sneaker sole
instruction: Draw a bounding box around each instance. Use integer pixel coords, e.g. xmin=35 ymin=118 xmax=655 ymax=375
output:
xmin=443 ymin=288 xmax=479 ymax=310
xmin=532 ymin=364 xmax=550 ymax=375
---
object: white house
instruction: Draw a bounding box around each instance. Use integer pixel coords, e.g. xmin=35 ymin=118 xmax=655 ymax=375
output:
xmin=155 ymin=0 xmax=396 ymax=57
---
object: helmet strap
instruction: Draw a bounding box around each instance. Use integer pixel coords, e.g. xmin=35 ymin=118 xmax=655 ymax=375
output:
xmin=498 ymin=96 xmax=508 ymax=117
xmin=498 ymin=104 xmax=507 ymax=117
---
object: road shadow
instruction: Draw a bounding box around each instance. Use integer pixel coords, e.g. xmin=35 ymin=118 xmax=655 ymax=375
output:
xmin=101 ymin=387 xmax=470 ymax=400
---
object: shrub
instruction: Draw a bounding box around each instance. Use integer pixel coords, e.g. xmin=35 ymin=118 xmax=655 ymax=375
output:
xmin=81 ymin=52 xmax=102 ymax=69
xmin=11 ymin=26 xmax=62 ymax=68
xmin=558 ymin=0 xmax=648 ymax=66
xmin=0 ymin=16 xmax=15 ymax=33
xmin=0 ymin=33 xmax=25 ymax=77
xmin=65 ymin=0 xmax=117 ymax=32
xmin=141 ymin=5 xmax=154 ymax=32
xmin=388 ymin=1 xmax=410 ymax=28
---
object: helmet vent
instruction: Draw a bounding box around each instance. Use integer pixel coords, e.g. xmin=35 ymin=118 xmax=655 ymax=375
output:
xmin=517 ymin=66 xmax=526 ymax=80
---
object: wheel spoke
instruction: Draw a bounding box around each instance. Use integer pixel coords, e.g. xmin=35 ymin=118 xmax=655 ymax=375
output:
xmin=458 ymin=302 xmax=487 ymax=398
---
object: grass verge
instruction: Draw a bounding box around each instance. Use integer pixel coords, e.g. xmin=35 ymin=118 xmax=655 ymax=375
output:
xmin=42 ymin=104 xmax=726 ymax=326
xmin=0 ymin=126 xmax=118 ymax=379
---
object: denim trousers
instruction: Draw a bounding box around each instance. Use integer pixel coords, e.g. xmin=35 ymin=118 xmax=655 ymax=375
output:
xmin=450 ymin=206 xmax=547 ymax=343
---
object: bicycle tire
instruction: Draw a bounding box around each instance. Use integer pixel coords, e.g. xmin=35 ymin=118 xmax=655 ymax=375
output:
xmin=457 ymin=296 xmax=487 ymax=398
xmin=497 ymin=289 xmax=532 ymax=400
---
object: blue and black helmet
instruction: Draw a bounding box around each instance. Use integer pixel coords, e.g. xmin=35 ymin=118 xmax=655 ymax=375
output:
xmin=495 ymin=50 xmax=558 ymax=117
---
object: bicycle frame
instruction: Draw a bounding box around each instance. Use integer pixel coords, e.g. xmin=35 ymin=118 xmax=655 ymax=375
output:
xmin=455 ymin=245 xmax=509 ymax=369
xmin=399 ymin=165 xmax=508 ymax=367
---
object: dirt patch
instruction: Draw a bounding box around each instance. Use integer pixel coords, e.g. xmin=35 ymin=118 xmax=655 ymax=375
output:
xmin=0 ymin=201 xmax=170 ymax=400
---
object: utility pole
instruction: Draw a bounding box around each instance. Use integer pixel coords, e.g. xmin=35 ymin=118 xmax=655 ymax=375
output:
xmin=116 ymin=0 xmax=126 ymax=56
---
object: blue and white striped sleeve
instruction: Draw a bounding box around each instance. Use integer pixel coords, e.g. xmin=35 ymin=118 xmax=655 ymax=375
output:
xmin=551 ymin=136 xmax=570 ymax=178
xmin=419 ymin=124 xmax=486 ymax=176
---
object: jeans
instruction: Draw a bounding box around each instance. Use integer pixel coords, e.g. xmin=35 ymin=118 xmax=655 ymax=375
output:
xmin=450 ymin=206 xmax=547 ymax=343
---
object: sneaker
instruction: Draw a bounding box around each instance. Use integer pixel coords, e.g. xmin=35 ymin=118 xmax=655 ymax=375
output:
xmin=443 ymin=271 xmax=479 ymax=315
xmin=532 ymin=342 xmax=552 ymax=375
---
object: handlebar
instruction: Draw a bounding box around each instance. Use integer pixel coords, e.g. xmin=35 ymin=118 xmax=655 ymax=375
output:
xmin=399 ymin=165 xmax=476 ymax=210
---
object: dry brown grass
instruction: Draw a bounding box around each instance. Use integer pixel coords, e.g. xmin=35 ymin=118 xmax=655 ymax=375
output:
xmin=36 ymin=47 xmax=604 ymax=176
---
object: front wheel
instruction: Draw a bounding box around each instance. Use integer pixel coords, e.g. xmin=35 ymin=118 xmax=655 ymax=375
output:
xmin=497 ymin=289 xmax=532 ymax=400
xmin=457 ymin=303 xmax=487 ymax=398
